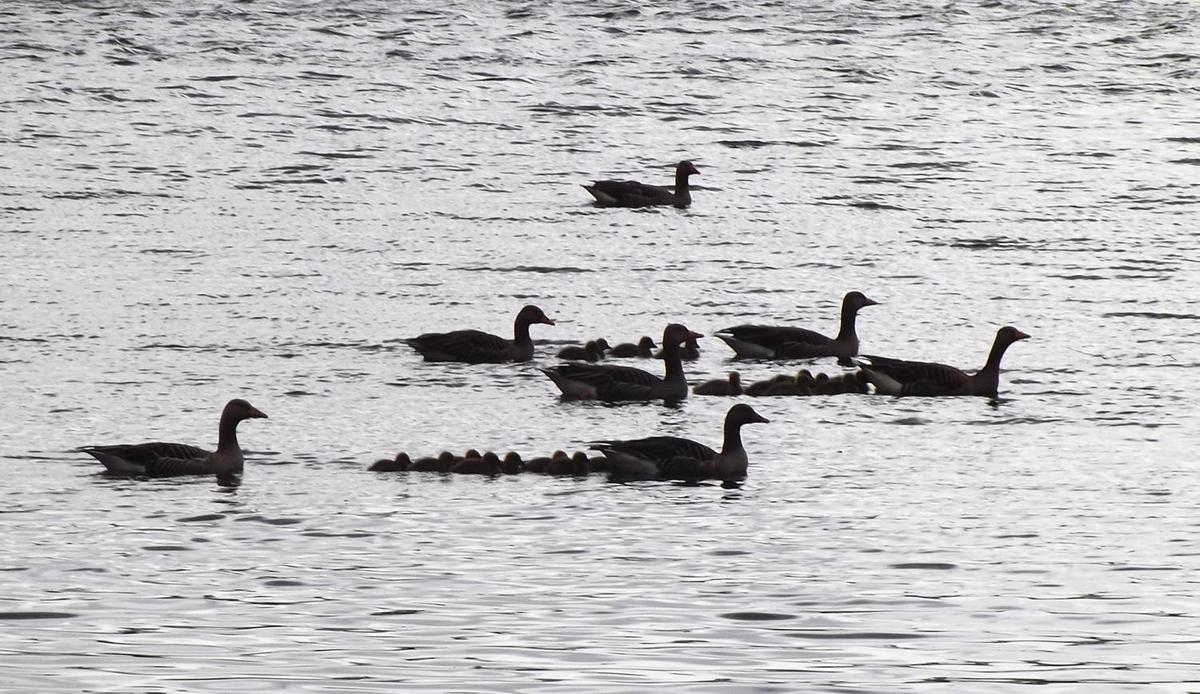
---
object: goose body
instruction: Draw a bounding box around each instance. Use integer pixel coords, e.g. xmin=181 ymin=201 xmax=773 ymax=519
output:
xmin=409 ymin=451 xmax=456 ymax=472
xmin=717 ymin=292 xmax=878 ymax=364
xmin=592 ymin=404 xmax=768 ymax=482
xmin=693 ymin=371 xmax=742 ymax=396
xmin=80 ymin=399 xmax=267 ymax=480
xmin=858 ymin=326 xmax=1029 ymax=398
xmin=556 ymin=338 xmax=610 ymax=362
xmin=583 ymin=161 xmax=699 ymax=208
xmin=405 ymin=305 xmax=555 ymax=363
xmin=655 ymin=335 xmax=700 ymax=361
xmin=607 ymin=335 xmax=656 ymax=358
xmin=452 ymin=452 xmax=503 ymax=475
xmin=542 ymin=324 xmax=701 ymax=402
xmin=369 ymin=452 xmax=412 ymax=472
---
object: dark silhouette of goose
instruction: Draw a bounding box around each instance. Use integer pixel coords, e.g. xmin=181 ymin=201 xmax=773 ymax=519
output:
xmin=557 ymin=338 xmax=611 ymax=362
xmin=857 ymin=326 xmax=1030 ymax=397
xmin=542 ymin=323 xmax=701 ymax=402
xmin=405 ymin=305 xmax=555 ymax=363
xmin=409 ymin=451 xmax=457 ymax=472
xmin=80 ymin=399 xmax=267 ymax=481
xmin=591 ymin=404 xmax=769 ymax=482
xmin=607 ymin=335 xmax=656 ymax=358
xmin=369 ymin=452 xmax=412 ymax=472
xmin=655 ymin=334 xmax=700 ymax=361
xmin=716 ymin=292 xmax=878 ymax=364
xmin=583 ymin=160 xmax=699 ymax=208
xmin=452 ymin=451 xmax=504 ymax=475
xmin=693 ymin=371 xmax=742 ymax=396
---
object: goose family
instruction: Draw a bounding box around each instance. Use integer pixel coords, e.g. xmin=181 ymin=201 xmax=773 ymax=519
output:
xmin=857 ymin=326 xmax=1030 ymax=398
xmin=405 ymin=304 xmax=555 ymax=363
xmin=77 ymin=157 xmax=1033 ymax=486
xmin=716 ymin=291 xmax=878 ymax=364
xmin=80 ymin=399 xmax=267 ymax=481
xmin=583 ymin=160 xmax=699 ymax=208
xmin=542 ymin=323 xmax=701 ymax=402
xmin=591 ymin=404 xmax=769 ymax=483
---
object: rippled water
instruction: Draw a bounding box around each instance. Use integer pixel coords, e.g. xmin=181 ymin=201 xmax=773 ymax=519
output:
xmin=3 ymin=1 xmax=1199 ymax=691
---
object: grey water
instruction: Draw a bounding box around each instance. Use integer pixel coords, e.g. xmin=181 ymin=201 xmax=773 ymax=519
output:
xmin=2 ymin=0 xmax=1199 ymax=691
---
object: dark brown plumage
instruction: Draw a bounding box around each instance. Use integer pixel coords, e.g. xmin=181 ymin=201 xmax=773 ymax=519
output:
xmin=405 ymin=305 xmax=555 ymax=363
xmin=858 ymin=326 xmax=1030 ymax=398
xmin=583 ymin=160 xmax=699 ymax=208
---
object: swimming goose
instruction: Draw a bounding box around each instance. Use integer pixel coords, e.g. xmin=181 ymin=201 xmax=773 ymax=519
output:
xmin=80 ymin=399 xmax=268 ymax=481
xmin=716 ymin=291 xmax=878 ymax=364
xmin=452 ymin=451 xmax=503 ymax=475
xmin=693 ymin=371 xmax=742 ymax=396
xmin=556 ymin=338 xmax=611 ymax=362
xmin=501 ymin=452 xmax=523 ymax=474
xmin=405 ymin=304 xmax=555 ymax=363
xmin=525 ymin=450 xmax=569 ymax=474
xmin=369 ymin=452 xmax=412 ymax=472
xmin=607 ymin=335 xmax=656 ymax=358
xmin=655 ymin=334 xmax=700 ymax=361
xmin=591 ymin=404 xmax=769 ymax=482
xmin=409 ymin=451 xmax=457 ymax=472
xmin=583 ymin=160 xmax=699 ymax=208
xmin=857 ymin=326 xmax=1030 ymax=397
xmin=542 ymin=323 xmax=701 ymax=402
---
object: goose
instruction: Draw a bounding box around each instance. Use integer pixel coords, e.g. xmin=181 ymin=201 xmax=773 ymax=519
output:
xmin=542 ymin=323 xmax=701 ymax=402
xmin=744 ymin=373 xmax=794 ymax=396
xmin=525 ymin=450 xmax=569 ymax=474
xmin=583 ymin=160 xmax=699 ymax=208
xmin=369 ymin=452 xmax=412 ymax=472
xmin=80 ymin=399 xmax=267 ymax=481
xmin=857 ymin=326 xmax=1030 ymax=397
xmin=405 ymin=305 xmax=555 ymax=363
xmin=607 ymin=335 xmax=656 ymax=358
xmin=716 ymin=291 xmax=878 ymax=364
xmin=693 ymin=371 xmax=742 ymax=396
xmin=452 ymin=451 xmax=503 ymax=475
xmin=556 ymin=338 xmax=611 ymax=362
xmin=409 ymin=451 xmax=456 ymax=472
xmin=591 ymin=404 xmax=769 ymax=482
xmin=501 ymin=452 xmax=524 ymax=474
xmin=655 ymin=334 xmax=700 ymax=361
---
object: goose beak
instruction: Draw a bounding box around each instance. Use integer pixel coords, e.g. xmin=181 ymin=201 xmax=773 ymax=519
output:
xmin=688 ymin=330 xmax=704 ymax=340
xmin=248 ymin=406 xmax=268 ymax=419
xmin=1013 ymin=329 xmax=1030 ymax=341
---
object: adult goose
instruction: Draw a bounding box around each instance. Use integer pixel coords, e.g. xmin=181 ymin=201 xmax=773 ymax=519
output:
xmin=542 ymin=323 xmax=701 ymax=402
xmin=716 ymin=291 xmax=878 ymax=364
xmin=405 ymin=305 xmax=555 ymax=363
xmin=80 ymin=399 xmax=268 ymax=481
xmin=857 ymin=326 xmax=1030 ymax=398
xmin=583 ymin=160 xmax=699 ymax=208
xmin=607 ymin=335 xmax=656 ymax=358
xmin=655 ymin=334 xmax=700 ymax=361
xmin=591 ymin=404 xmax=769 ymax=483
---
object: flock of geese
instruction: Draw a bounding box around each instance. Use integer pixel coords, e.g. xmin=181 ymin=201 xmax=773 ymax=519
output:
xmin=79 ymin=161 xmax=1029 ymax=486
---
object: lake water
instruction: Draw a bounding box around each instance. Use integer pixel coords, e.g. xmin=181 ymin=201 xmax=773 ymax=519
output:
xmin=2 ymin=1 xmax=1199 ymax=691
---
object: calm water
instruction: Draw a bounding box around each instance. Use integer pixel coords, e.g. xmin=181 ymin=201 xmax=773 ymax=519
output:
xmin=2 ymin=1 xmax=1199 ymax=691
